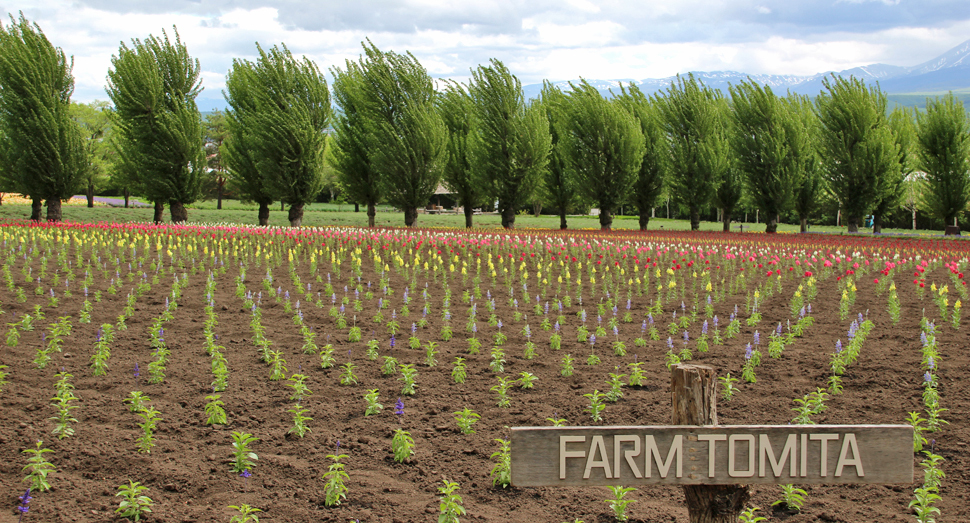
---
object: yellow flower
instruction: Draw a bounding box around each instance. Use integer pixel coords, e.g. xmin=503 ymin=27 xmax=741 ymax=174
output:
xmin=955 ymin=300 xmax=962 ymax=310
xmin=705 ymin=282 xmax=712 ymax=292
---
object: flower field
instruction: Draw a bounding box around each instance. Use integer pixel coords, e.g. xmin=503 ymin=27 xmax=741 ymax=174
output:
xmin=0 ymin=220 xmax=968 ymax=522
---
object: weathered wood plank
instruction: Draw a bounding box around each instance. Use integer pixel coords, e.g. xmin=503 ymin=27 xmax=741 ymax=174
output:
xmin=510 ymin=425 xmax=913 ymax=487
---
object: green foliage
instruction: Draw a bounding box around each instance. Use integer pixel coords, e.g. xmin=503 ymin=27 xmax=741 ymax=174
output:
xmin=604 ymin=485 xmax=637 ymax=522
xmin=22 ymin=440 xmax=55 ymax=492
xmin=115 ymin=480 xmax=153 ymax=521
xmin=772 ymin=484 xmax=807 ymax=512
xmin=584 ymin=389 xmax=606 ymax=422
xmin=655 ymin=73 xmax=729 ymax=230
xmin=364 ymin=388 xmax=383 ymax=416
xmin=451 ymin=356 xmax=467 ymax=384
xmin=392 ymin=428 xmax=415 ymax=463
xmin=229 ymin=431 xmax=259 ymax=473
xmin=559 ymin=80 xmax=645 ymax=230
xmin=228 ymin=504 xmax=262 ymax=523
xmin=489 ymin=438 xmax=512 ymax=488
xmin=0 ymin=14 xmax=85 ymax=220
xmin=323 ymin=450 xmax=349 ymax=506
xmin=437 ymin=479 xmax=466 ymax=523
xmin=399 ymin=363 xmax=418 ymax=396
xmin=287 ymin=403 xmax=312 ymax=438
xmin=453 ymin=407 xmax=480 ymax=434
xmin=106 ymin=27 xmax=206 ymax=222
xmin=815 ymin=75 xmax=898 ymax=231
xmin=224 ymin=43 xmax=330 ymax=226
xmin=917 ymin=93 xmax=970 ymax=227
xmin=135 ymin=406 xmax=162 ymax=453
xmin=468 ymin=59 xmax=552 ymax=229
xmin=204 ymin=394 xmax=227 ymax=425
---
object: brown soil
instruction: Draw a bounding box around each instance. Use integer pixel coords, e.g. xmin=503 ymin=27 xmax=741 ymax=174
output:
xmin=0 ymin=227 xmax=967 ymax=523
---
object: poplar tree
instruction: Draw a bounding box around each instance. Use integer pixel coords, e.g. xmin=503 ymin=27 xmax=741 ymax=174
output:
xmin=538 ymin=81 xmax=580 ymax=230
xmin=438 ymin=81 xmax=483 ymax=228
xmin=71 ymin=101 xmax=114 ymax=208
xmin=224 ymin=44 xmax=330 ymax=227
xmin=917 ymin=93 xmax=970 ymax=230
xmin=330 ymin=61 xmax=380 ymax=227
xmin=616 ymin=84 xmax=667 ymax=230
xmin=223 ymin=59 xmax=274 ymax=225
xmin=0 ymin=14 xmax=85 ymax=222
xmin=107 ymin=27 xmax=206 ymax=224
xmin=656 ymin=74 xmax=728 ymax=230
xmin=814 ymin=76 xmax=897 ymax=232
xmin=788 ymin=94 xmax=824 ymax=232
xmin=729 ymin=80 xmax=799 ymax=232
xmin=336 ymin=41 xmax=445 ymax=227
xmin=560 ymin=80 xmax=644 ymax=230
xmin=873 ymin=107 xmax=917 ymax=233
xmin=468 ymin=59 xmax=551 ymax=229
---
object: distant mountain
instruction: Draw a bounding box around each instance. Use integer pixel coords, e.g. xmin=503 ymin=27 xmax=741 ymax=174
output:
xmin=523 ymin=38 xmax=970 ymax=103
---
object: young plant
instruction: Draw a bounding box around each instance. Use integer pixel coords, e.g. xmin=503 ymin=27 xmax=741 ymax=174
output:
xmin=319 ymin=344 xmax=336 ymax=369
xmin=423 ymin=341 xmax=439 ymax=367
xmin=399 ymin=364 xmax=418 ymax=396
xmin=491 ymin=376 xmax=513 ymax=408
xmin=437 ymin=479 xmax=466 ymax=523
xmin=204 ymin=394 xmax=228 ymax=425
xmin=287 ymin=373 xmax=312 ymax=402
xmin=228 ymin=504 xmax=262 ymax=523
xmin=21 ymin=440 xmax=55 ymax=492
xmin=605 ymin=370 xmax=625 ymax=402
xmin=584 ymin=389 xmax=606 ymax=422
xmin=719 ymin=373 xmax=739 ymax=401
xmin=604 ymin=485 xmax=637 ymax=522
xmin=339 ymin=362 xmax=359 ymax=385
xmin=518 ymin=372 xmax=538 ymax=389
xmin=489 ymin=438 xmax=512 ymax=488
xmin=288 ymin=404 xmax=312 ymax=438
xmin=561 ymin=353 xmax=575 ymax=377
xmin=364 ymin=389 xmax=383 ymax=416
xmin=392 ymin=429 xmax=415 ymax=463
xmin=115 ymin=480 xmax=153 ymax=522
xmin=738 ymin=506 xmax=767 ymax=523
xmin=453 ymin=407 xmax=481 ymax=434
xmin=136 ymin=406 xmax=162 ymax=453
xmin=322 ymin=445 xmax=349 ymax=507
xmin=230 ymin=431 xmax=259 ymax=474
xmin=365 ymin=339 xmax=380 ymax=360
xmin=124 ymin=391 xmax=150 ymax=413
xmin=489 ymin=346 xmax=505 ymax=373
xmin=451 ymin=357 xmax=467 ymax=384
xmin=772 ymin=484 xmax=807 ymax=512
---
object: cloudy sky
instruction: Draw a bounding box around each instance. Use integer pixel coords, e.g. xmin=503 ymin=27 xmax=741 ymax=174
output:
xmin=6 ymin=0 xmax=970 ymax=109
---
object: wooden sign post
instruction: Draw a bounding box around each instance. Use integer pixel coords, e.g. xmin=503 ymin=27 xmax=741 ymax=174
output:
xmin=510 ymin=364 xmax=913 ymax=522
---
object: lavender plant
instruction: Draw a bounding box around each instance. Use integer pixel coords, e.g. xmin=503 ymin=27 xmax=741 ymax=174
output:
xmin=518 ymin=372 xmax=538 ymax=389
xmin=204 ymin=394 xmax=228 ymax=425
xmin=453 ymin=407 xmax=480 ymax=434
xmin=604 ymin=486 xmax=637 ymax=522
xmin=437 ymin=479 xmax=466 ymax=523
xmin=287 ymin=374 xmax=311 ymax=402
xmin=364 ymin=389 xmax=383 ymax=416
xmin=451 ymin=357 xmax=467 ymax=384
xmin=489 ymin=438 xmax=512 ymax=488
xmin=584 ymin=389 xmax=606 ymax=422
xmin=339 ymin=362 xmax=359 ymax=385
xmin=560 ymin=354 xmax=575 ymax=377
xmin=227 ymin=504 xmax=262 ymax=523
xmin=492 ymin=376 xmax=513 ymax=408
xmin=136 ymin=406 xmax=162 ymax=453
xmin=399 ymin=364 xmax=417 ymax=396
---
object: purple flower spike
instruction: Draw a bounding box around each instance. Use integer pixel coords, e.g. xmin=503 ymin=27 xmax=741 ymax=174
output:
xmin=835 ymin=339 xmax=842 ymax=353
xmin=394 ymin=398 xmax=405 ymax=417
xmin=745 ymin=343 xmax=753 ymax=360
xmin=240 ymin=469 xmax=252 ymax=478
xmin=17 ymin=488 xmax=31 ymax=518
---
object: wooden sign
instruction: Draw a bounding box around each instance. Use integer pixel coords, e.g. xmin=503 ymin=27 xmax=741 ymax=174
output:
xmin=511 ymin=425 xmax=913 ymax=487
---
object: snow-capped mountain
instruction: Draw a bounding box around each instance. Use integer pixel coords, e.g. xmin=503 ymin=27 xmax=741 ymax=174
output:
xmin=523 ymin=38 xmax=970 ymax=100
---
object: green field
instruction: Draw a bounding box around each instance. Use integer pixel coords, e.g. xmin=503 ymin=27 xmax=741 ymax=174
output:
xmin=0 ymin=199 xmax=962 ymax=238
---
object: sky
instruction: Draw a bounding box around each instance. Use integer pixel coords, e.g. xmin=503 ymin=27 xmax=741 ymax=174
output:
xmin=6 ymin=0 xmax=970 ymax=109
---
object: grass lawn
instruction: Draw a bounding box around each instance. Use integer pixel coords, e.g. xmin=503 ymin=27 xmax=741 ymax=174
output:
xmin=0 ymin=198 xmax=962 ymax=239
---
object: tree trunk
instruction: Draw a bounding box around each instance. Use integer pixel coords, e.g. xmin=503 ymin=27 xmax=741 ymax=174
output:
xmin=367 ymin=202 xmax=376 ymax=227
xmin=281 ymin=201 xmax=285 ymax=212
xmin=217 ymin=183 xmax=223 ymax=210
xmin=46 ymin=199 xmax=63 ymax=222
xmin=533 ymin=201 xmax=542 ymax=218
xmin=153 ymin=201 xmax=164 ymax=223
xmin=689 ymin=208 xmax=700 ymax=231
xmin=912 ymin=208 xmax=916 ymax=230
xmin=672 ymin=364 xmax=750 ymax=523
xmin=355 ymin=202 xmax=360 ymax=213
xmin=873 ymin=214 xmax=883 ymax=234
xmin=464 ymin=206 xmax=474 ymax=228
xmin=501 ymin=206 xmax=516 ymax=229
xmin=86 ymin=183 xmax=95 ymax=208
xmin=288 ymin=202 xmax=304 ymax=227
xmin=639 ymin=214 xmax=650 ymax=231
xmin=258 ymin=202 xmax=270 ymax=226
xmin=123 ymin=187 xmax=130 ymax=208
xmin=559 ymin=210 xmax=568 ymax=230
xmin=30 ymin=198 xmax=42 ymax=221
xmin=404 ymin=206 xmax=418 ymax=228
xmin=765 ymin=216 xmax=778 ymax=233
xmin=722 ymin=214 xmax=730 ymax=232
xmin=599 ymin=208 xmax=613 ymax=231
xmin=0 ymin=192 xmax=4 ymax=205
xmin=169 ymin=200 xmax=188 ymax=223
xmin=846 ymin=215 xmax=859 ymax=233
xmin=800 ymin=216 xmax=808 ymax=233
